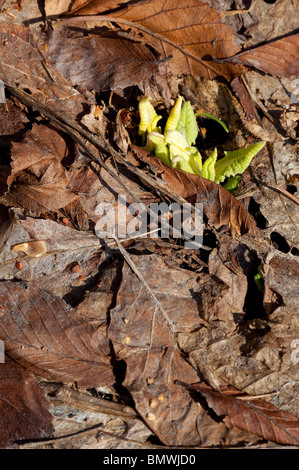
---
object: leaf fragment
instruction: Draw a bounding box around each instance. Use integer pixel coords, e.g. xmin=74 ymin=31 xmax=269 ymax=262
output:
xmin=11 ymin=241 xmax=47 ymax=258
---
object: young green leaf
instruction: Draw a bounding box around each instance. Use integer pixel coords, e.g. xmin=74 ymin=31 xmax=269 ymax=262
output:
xmin=171 ymin=152 xmax=196 ymax=174
xmin=214 ymin=141 xmax=266 ymax=184
xmin=223 ymin=175 xmax=242 ymax=192
xmin=199 ymin=148 xmax=217 ymax=181
xmin=165 ymin=130 xmax=191 ymax=161
xmin=165 ymin=129 xmax=196 ymax=174
xmin=138 ymin=97 xmax=162 ymax=139
xmin=176 ymin=101 xmax=198 ymax=146
xmin=164 ymin=96 xmax=183 ymax=132
xmin=254 ymin=265 xmax=264 ymax=293
xmin=189 ymin=146 xmax=202 ymax=173
xmin=148 ymin=132 xmax=170 ymax=165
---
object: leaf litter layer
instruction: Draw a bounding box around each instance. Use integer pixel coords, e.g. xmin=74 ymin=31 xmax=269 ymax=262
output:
xmin=0 ymin=0 xmax=298 ymax=449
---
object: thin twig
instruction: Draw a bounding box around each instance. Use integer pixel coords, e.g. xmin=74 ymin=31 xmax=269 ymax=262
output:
xmin=257 ymin=180 xmax=299 ymax=207
xmin=112 ymin=232 xmax=177 ymax=337
xmin=221 ymin=0 xmax=258 ymax=17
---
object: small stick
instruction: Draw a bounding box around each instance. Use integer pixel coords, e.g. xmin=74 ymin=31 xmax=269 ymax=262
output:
xmin=221 ymin=0 xmax=258 ymax=17
xmin=112 ymin=232 xmax=178 ymax=337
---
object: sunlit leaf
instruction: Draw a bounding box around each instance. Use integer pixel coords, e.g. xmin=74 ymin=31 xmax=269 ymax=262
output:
xmin=215 ymin=142 xmax=266 ymax=184
xmin=176 ymin=101 xmax=198 ymax=146
xmin=138 ymin=96 xmax=162 ymax=139
xmin=223 ymin=175 xmax=242 ymax=192
xmin=148 ymin=132 xmax=170 ymax=165
xmin=199 ymin=148 xmax=217 ymax=181
xmin=165 ymin=96 xmax=183 ymax=132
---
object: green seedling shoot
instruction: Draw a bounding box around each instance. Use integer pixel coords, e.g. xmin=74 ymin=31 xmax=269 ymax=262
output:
xmin=138 ymin=96 xmax=266 ymax=188
xmin=254 ymin=265 xmax=264 ymax=293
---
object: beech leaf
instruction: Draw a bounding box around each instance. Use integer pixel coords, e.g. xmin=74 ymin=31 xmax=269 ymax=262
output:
xmin=215 ymin=32 xmax=299 ymax=78
xmin=0 ymin=281 xmax=115 ymax=388
xmin=177 ymin=381 xmax=299 ymax=446
xmin=112 ymin=0 xmax=242 ymax=79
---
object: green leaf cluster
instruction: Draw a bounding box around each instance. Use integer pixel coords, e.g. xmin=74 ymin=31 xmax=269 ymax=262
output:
xmin=138 ymin=96 xmax=266 ymax=188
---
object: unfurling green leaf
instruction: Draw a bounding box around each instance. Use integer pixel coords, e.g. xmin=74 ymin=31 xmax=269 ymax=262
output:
xmin=165 ymin=130 xmax=197 ymax=174
xmin=137 ymin=96 xmax=266 ymax=186
xmin=147 ymin=132 xmax=170 ymax=165
xmin=199 ymin=148 xmax=217 ymax=181
xmin=214 ymin=142 xmax=266 ymax=184
xmin=176 ymin=101 xmax=198 ymax=146
xmin=254 ymin=265 xmax=264 ymax=293
xmin=138 ymin=97 xmax=162 ymax=140
xmin=165 ymin=96 xmax=183 ymax=132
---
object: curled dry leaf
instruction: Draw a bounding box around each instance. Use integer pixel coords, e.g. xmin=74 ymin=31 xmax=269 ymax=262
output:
xmin=0 ymin=357 xmax=54 ymax=448
xmin=68 ymin=0 xmax=133 ymax=16
xmin=0 ymin=281 xmax=115 ymax=388
xmin=131 ymin=145 xmax=258 ymax=236
xmin=177 ymin=381 xmax=299 ymax=446
xmin=44 ymin=0 xmax=91 ymax=16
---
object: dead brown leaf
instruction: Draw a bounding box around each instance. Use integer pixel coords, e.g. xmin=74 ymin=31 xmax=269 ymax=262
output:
xmin=263 ymin=254 xmax=299 ymax=316
xmin=113 ymin=0 xmax=243 ymax=80
xmin=45 ymin=0 xmax=91 ymax=16
xmin=0 ymin=23 xmax=89 ymax=120
xmin=177 ymin=381 xmax=299 ymax=446
xmin=42 ymin=27 xmax=162 ymax=95
xmin=0 ymin=281 xmax=115 ymax=388
xmin=217 ymin=33 xmax=299 ymax=78
xmin=0 ymin=357 xmax=54 ymax=448
xmin=59 ymin=0 xmax=242 ymax=80
xmin=131 ymin=145 xmax=259 ymax=237
xmin=0 ymin=124 xmax=79 ymax=214
xmin=67 ymin=0 xmax=135 ymax=16
xmin=0 ymin=211 xmax=102 ymax=290
xmin=108 ymin=252 xmax=234 ymax=446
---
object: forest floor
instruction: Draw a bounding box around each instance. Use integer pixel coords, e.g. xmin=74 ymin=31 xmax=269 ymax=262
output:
xmin=0 ymin=0 xmax=298 ymax=449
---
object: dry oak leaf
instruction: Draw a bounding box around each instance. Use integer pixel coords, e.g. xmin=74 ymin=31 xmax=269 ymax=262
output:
xmin=131 ymin=145 xmax=258 ymax=237
xmin=177 ymin=381 xmax=299 ymax=446
xmin=216 ymin=32 xmax=299 ymax=78
xmin=0 ymin=281 xmax=115 ymax=388
xmin=0 ymin=357 xmax=54 ymax=448
xmin=0 ymin=23 xmax=88 ymax=120
xmin=1 ymin=124 xmax=79 ymax=214
xmin=60 ymin=0 xmax=242 ymax=80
